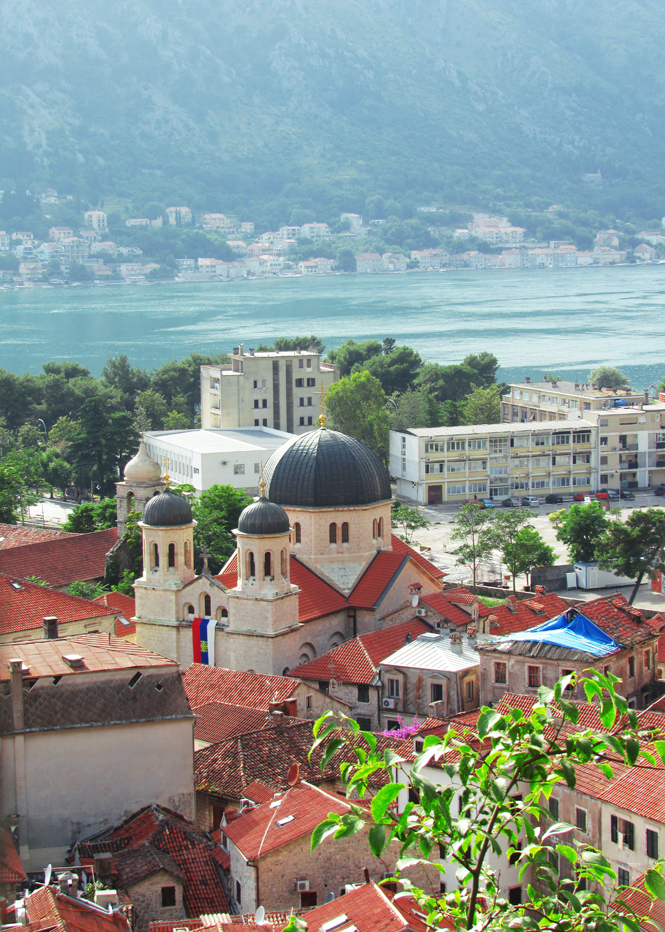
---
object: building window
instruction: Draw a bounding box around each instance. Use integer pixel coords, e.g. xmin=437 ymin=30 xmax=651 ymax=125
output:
xmin=388 ymin=678 xmax=400 ymax=698
xmin=255 ymin=419 xmax=260 ymax=426
xmin=307 ymin=416 xmax=313 ymax=425
xmin=549 ymin=797 xmax=559 ymax=820
xmin=357 ymin=716 xmax=372 ymax=731
xmin=254 ymin=399 xmax=259 ymax=409
xmin=307 ymin=377 xmax=316 ymax=387
xmin=329 ymin=522 xmax=337 ymax=544
xmin=573 ymin=431 xmax=591 ymax=444
xmin=508 ymin=887 xmax=522 ymax=906
xmin=494 ymin=662 xmax=507 ymax=684
xmin=447 ymin=439 xmax=466 ymax=452
xmin=647 ymin=828 xmax=659 ymax=859
xmin=299 ymin=398 xmax=305 ymax=407
xmin=575 ymin=808 xmax=587 ymax=833
xmin=262 ymin=419 xmax=267 ymax=426
xmin=430 ymin=682 xmax=443 ymax=703
xmin=553 ymin=433 xmax=571 ymax=445
xmin=236 ymin=881 xmax=242 ymax=906
xmin=294 ymin=522 xmax=301 ymax=544
xmin=612 ymin=816 xmax=634 ymax=849
xmin=508 ymin=842 xmax=522 ymax=866
xmin=281 ymin=548 xmax=287 ymax=577
xmin=295 ymin=378 xmax=304 ymax=387
xmin=299 ymin=417 xmax=305 ymax=425
xmin=247 ymin=551 xmax=255 ymax=578
xmin=262 ymin=399 xmax=268 ymax=408
xmin=618 ymin=868 xmax=630 ymax=888
xmin=373 ymin=519 xmax=377 ymax=539
xmin=168 ymin=543 xmax=176 ymax=568
xmin=299 ymin=359 xmax=304 ymax=368
xmin=253 ymin=380 xmax=258 ymax=389
xmin=307 ymin=397 xmax=313 ymax=406
xmin=152 ymin=542 xmax=159 ymax=569
xmin=306 ymin=359 xmax=312 ymax=368
xmin=305 ymin=695 xmax=312 ymax=709
xmin=204 ymin=594 xmax=211 ymax=616
xmin=645 ymin=649 xmax=651 ymax=670
xmin=628 ymin=655 xmax=636 ymax=678
xmin=264 ymin=551 xmax=272 ymax=579
xmin=466 ymin=680 xmax=474 ymax=702
xmin=358 ymin=684 xmax=370 ymax=703
xmin=341 ymin=522 xmax=349 ymax=543
xmin=161 ymin=887 xmax=176 ymax=908
xmin=234 ymin=464 xmax=245 ymax=474
xmin=527 ymin=666 xmax=541 ymax=688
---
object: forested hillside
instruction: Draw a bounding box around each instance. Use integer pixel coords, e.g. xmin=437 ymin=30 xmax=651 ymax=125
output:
xmin=1 ymin=0 xmax=664 ymax=222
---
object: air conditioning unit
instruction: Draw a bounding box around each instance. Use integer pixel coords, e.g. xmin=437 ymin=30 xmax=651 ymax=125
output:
xmin=415 ymin=608 xmax=426 ymax=617
xmin=382 ymin=697 xmax=396 ymax=709
xmin=296 ymin=880 xmax=310 ymax=892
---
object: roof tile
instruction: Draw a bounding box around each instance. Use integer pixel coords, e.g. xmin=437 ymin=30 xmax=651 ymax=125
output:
xmin=0 ymin=574 xmax=114 ymax=636
xmin=0 ymin=528 xmax=118 ymax=587
xmin=183 ymin=665 xmax=297 ymax=711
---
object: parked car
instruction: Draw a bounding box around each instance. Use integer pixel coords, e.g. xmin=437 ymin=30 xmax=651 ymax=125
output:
xmin=655 ymin=486 xmax=665 ymax=497
xmin=620 ymin=490 xmax=636 ymax=500
xmin=606 ymin=489 xmax=620 ymax=500
xmin=520 ymin=496 xmax=540 ymax=507
xmin=487 ymin=579 xmax=510 ymax=589
xmin=545 ymin=494 xmax=564 ymax=504
xmin=479 ymin=498 xmax=495 ymax=509
xmin=595 ymin=491 xmax=610 ymax=500
xmin=572 ymin=492 xmax=587 ymax=502
xmin=501 ymin=497 xmax=516 ymax=507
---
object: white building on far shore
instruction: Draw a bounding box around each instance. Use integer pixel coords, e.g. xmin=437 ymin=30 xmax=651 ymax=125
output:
xmin=143 ymin=428 xmax=294 ymax=493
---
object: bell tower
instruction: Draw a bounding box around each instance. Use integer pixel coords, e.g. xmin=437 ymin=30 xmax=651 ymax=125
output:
xmin=116 ymin=438 xmax=165 ymax=536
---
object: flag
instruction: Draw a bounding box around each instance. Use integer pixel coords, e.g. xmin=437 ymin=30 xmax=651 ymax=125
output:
xmin=192 ymin=617 xmax=218 ymax=665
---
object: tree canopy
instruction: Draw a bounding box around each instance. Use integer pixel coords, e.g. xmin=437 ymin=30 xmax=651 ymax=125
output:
xmin=597 ymin=508 xmax=665 ymax=603
xmin=555 ymin=501 xmax=609 ymax=563
xmin=588 ymin=366 xmax=630 ymax=391
xmin=325 ymin=371 xmax=390 ymax=462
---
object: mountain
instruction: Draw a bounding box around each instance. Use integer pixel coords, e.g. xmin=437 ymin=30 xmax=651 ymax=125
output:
xmin=0 ymin=0 xmax=664 ymax=221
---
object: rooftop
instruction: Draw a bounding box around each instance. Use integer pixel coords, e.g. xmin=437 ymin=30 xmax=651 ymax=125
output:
xmin=23 ymin=885 xmax=131 ymax=932
xmin=0 ymin=574 xmax=115 ymax=636
xmin=507 ymin=380 xmax=642 ymax=399
xmin=145 ymin=428 xmax=293 ymax=455
xmin=183 ymin=663 xmax=299 ymax=712
xmin=0 ymin=523 xmax=72 ymax=550
xmin=0 ymin=528 xmax=118 ymax=587
xmin=382 ymin=631 xmax=479 ymax=673
xmin=193 ymin=701 xmax=277 ymax=745
xmin=397 ymin=420 xmax=597 ymax=439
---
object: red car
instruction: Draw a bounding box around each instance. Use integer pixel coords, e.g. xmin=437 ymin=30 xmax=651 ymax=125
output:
xmin=655 ymin=486 xmax=665 ymax=497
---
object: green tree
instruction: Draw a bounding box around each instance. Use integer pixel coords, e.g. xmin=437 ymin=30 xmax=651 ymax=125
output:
xmin=549 ymin=508 xmax=567 ymax=529
xmin=326 ymin=339 xmax=383 ymax=377
xmin=589 ymin=365 xmax=630 ymax=391
xmin=67 ymin=580 xmax=108 ymax=599
xmin=463 ymin=351 xmax=499 ymax=386
xmin=597 ymin=508 xmax=665 ymax=604
xmin=0 ymin=459 xmax=24 ymax=523
xmin=102 ymin=354 xmax=150 ymax=409
xmin=18 ymin=423 xmax=42 ymax=449
xmin=325 ymin=371 xmax=390 ymax=462
xmin=163 ymin=410 xmax=192 ymax=430
xmin=391 ymin=501 xmax=430 ymax=544
xmin=42 ymin=455 xmax=72 ymax=499
xmin=135 ymin=389 xmax=169 ymax=429
xmin=461 ymin=385 xmax=502 ymax=425
xmin=48 ymin=416 xmax=80 ymax=454
xmin=309 ymin=673 xmax=665 ymax=932
xmin=364 ymin=344 xmax=423 ymax=395
xmin=450 ymin=502 xmax=495 ymax=586
xmin=415 ymin=362 xmax=480 ymax=403
xmin=63 ymin=498 xmax=117 ymax=533
xmin=191 ymin=485 xmax=253 ymax=573
xmin=335 ymin=247 xmax=356 ymax=272
xmin=556 ymin=501 xmax=609 ymax=562
xmin=68 ymin=394 xmax=135 ymax=494
xmin=512 ymin=525 xmax=556 ymax=584
xmin=388 ymin=390 xmax=441 ymax=430
xmin=489 ymin=509 xmax=536 ymax=591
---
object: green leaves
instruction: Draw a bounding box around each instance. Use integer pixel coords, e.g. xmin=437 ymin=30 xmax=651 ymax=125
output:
xmin=370 ymin=784 xmax=405 ymax=823
xmin=368 ymin=823 xmax=386 ymax=857
xmin=645 ymin=868 xmax=665 ymax=902
xmin=557 ymin=759 xmax=577 ymax=789
xmin=477 ymin=708 xmax=502 ymax=739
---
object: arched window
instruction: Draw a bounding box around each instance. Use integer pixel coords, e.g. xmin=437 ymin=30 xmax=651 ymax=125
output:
xmin=264 ymin=551 xmax=272 ymax=579
xmin=168 ymin=543 xmax=176 ymax=568
xmin=247 ymin=551 xmax=255 ymax=578
xmin=294 ymin=522 xmax=301 ymax=544
xmin=184 ymin=541 xmax=191 ymax=568
xmin=185 ymin=603 xmax=195 ymax=618
xmin=204 ymin=594 xmax=212 ymax=617
xmin=281 ymin=549 xmax=287 ymax=577
xmin=282 ymin=667 xmax=290 ymax=676
xmin=341 ymin=522 xmax=349 ymax=543
xmin=329 ymin=522 xmax=337 ymax=545
xmin=378 ymin=517 xmax=384 ymax=539
xmin=152 ymin=543 xmax=159 ymax=569
xmin=221 ymin=608 xmax=228 ymax=619
xmin=373 ymin=519 xmax=378 ymax=540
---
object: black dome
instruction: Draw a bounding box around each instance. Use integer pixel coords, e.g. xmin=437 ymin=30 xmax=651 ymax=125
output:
xmin=264 ymin=428 xmax=391 ymax=508
xmin=237 ymin=496 xmax=290 ymax=535
xmin=142 ymin=489 xmax=193 ymax=527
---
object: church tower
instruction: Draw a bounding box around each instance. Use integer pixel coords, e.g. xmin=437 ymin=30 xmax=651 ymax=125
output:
xmin=116 ymin=439 xmax=165 ymax=536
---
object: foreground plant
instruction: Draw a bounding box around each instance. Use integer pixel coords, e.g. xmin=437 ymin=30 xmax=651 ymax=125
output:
xmin=308 ymin=673 xmax=665 ymax=931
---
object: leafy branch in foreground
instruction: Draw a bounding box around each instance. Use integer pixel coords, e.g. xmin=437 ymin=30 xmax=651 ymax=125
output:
xmin=308 ymin=673 xmax=665 ymax=932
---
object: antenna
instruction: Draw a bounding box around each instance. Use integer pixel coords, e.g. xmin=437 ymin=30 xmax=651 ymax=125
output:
xmin=255 ymin=906 xmax=266 ymax=926
xmin=44 ymin=864 xmax=52 ymax=886
xmin=287 ymin=762 xmax=300 ymax=786
xmin=324 ymin=892 xmax=336 ymax=903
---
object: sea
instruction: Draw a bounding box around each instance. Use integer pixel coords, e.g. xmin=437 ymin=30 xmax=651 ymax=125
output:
xmin=1 ymin=265 xmax=665 ymax=388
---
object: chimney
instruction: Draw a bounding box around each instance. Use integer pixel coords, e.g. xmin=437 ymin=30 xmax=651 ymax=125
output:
xmin=239 ymin=343 xmax=244 ymax=356
xmin=449 ymin=632 xmax=463 ymax=655
xmin=467 ymin=627 xmax=477 ymax=647
xmin=43 ymin=616 xmax=58 ymax=639
xmin=94 ymin=853 xmax=113 ymax=883
xmin=506 ymin=594 xmax=518 ymax=613
xmin=471 ymin=600 xmax=479 ymax=623
xmin=524 ymin=376 xmax=530 ymax=383
xmin=8 ymin=659 xmax=24 ymax=732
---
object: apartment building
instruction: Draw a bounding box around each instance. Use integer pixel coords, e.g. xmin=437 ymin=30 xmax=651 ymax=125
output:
xmin=593 ymin=401 xmax=665 ymax=491
xmin=501 ymin=378 xmax=644 ymax=423
xmin=200 ymin=345 xmax=337 ymax=434
xmin=83 ymin=210 xmax=108 ymax=232
xmin=391 ymin=421 xmax=597 ymax=505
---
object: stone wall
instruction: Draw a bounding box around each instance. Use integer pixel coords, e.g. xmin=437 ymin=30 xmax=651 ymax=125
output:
xmin=125 ymin=870 xmax=185 ymax=932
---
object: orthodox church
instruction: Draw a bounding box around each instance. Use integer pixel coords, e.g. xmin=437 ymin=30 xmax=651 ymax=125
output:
xmin=121 ymin=427 xmax=445 ymax=675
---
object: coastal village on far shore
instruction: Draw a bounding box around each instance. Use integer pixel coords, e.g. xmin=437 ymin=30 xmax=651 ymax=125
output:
xmin=2 ymin=191 xmax=665 ymax=287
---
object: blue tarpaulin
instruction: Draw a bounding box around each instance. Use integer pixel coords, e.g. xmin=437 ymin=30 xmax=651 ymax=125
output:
xmin=505 ymin=612 xmax=618 ymax=657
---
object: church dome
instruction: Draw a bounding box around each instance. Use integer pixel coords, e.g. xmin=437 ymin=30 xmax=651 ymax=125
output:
xmin=237 ymin=496 xmax=291 ymax=536
xmin=142 ymin=489 xmax=193 ymax=527
xmin=124 ymin=440 xmax=162 ymax=484
xmin=263 ymin=428 xmax=391 ymax=508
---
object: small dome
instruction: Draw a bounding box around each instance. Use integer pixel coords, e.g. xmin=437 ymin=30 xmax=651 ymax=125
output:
xmin=143 ymin=489 xmax=193 ymax=527
xmin=263 ymin=428 xmax=391 ymax=508
xmin=124 ymin=440 xmax=162 ymax=484
xmin=238 ymin=496 xmax=290 ymax=536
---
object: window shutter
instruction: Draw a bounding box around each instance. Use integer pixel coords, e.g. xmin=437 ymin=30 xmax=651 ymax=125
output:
xmin=611 ymin=815 xmax=618 ymax=843
xmin=625 ymin=820 xmax=635 ymax=851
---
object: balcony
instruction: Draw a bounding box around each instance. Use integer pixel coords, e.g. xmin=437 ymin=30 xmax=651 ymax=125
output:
xmin=620 ymin=461 xmax=638 ymax=471
xmin=619 ymin=443 xmax=638 ymax=452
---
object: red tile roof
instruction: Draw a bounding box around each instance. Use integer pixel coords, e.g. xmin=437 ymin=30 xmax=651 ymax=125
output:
xmin=24 ymin=886 xmax=131 ymax=932
xmin=477 ymin=593 xmax=569 ymax=637
xmin=93 ymin=591 xmax=137 ymax=638
xmin=193 ymin=702 xmax=275 ymax=744
xmin=419 ymin=591 xmax=476 ymax=628
xmin=581 ymin=592 xmax=657 ymax=647
xmin=183 ymin=664 xmax=298 ymax=711
xmin=76 ymin=805 xmax=228 ymax=917
xmin=348 ymin=552 xmax=410 ymax=609
xmin=0 ymin=829 xmax=27 ymax=883
xmin=389 ymin=536 xmax=446 ymax=580
xmin=298 ymin=881 xmax=408 ymax=932
xmin=290 ymin=557 xmax=350 ymax=620
xmin=224 ymin=781 xmax=351 ymax=859
xmin=0 ymin=528 xmax=118 ymax=587
xmin=0 ymin=574 xmax=114 ymax=636
xmin=611 ymin=873 xmax=665 ymax=932
xmin=239 ymin=781 xmax=276 ymax=804
xmin=289 ymin=618 xmax=432 ymax=685
xmin=0 ymin=523 xmax=73 ymax=550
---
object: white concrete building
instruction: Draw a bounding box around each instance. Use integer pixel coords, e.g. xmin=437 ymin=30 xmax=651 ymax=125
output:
xmin=84 ymin=210 xmax=108 ymax=232
xmin=200 ymin=346 xmax=337 ymax=434
xmin=143 ymin=427 xmax=294 ymax=493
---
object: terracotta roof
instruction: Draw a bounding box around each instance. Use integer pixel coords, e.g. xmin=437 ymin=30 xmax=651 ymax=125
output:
xmin=239 ymin=781 xmax=275 ymax=804
xmin=0 ymin=829 xmax=27 ymax=883
xmin=289 ymin=618 xmax=432 ymax=685
xmin=290 ymin=557 xmax=349 ymax=620
xmin=0 ymin=574 xmax=114 ymax=636
xmin=0 ymin=633 xmax=176 ymax=681
xmin=193 ymin=702 xmax=274 ymax=744
xmin=299 ymin=881 xmax=408 ymax=932
xmin=476 ymin=593 xmax=569 ymax=637
xmin=183 ymin=664 xmax=297 ymax=712
xmin=348 ymin=552 xmax=410 ymax=608
xmin=0 ymin=523 xmax=73 ymax=550
xmin=24 ymin=886 xmax=131 ymax=932
xmin=419 ymin=591 xmax=476 ymax=628
xmin=389 ymin=536 xmax=446 ymax=580
xmin=611 ymin=873 xmax=665 ymax=932
xmin=224 ymin=781 xmax=351 ymax=859
xmin=581 ymin=593 xmax=657 ymax=647
xmin=0 ymin=528 xmax=118 ymax=587
xmin=77 ymin=805 xmax=228 ymax=916
xmin=93 ymin=592 xmax=137 ymax=637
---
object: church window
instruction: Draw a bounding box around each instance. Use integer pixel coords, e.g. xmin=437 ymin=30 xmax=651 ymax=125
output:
xmin=247 ymin=551 xmax=255 ymax=578
xmin=378 ymin=518 xmax=384 ymax=539
xmin=168 ymin=543 xmax=176 ymax=568
xmin=184 ymin=541 xmax=191 ymax=568
xmin=185 ymin=603 xmax=195 ymax=617
xmin=221 ymin=608 xmax=228 ymax=618
xmin=281 ymin=549 xmax=287 ymax=577
xmin=152 ymin=543 xmax=160 ymax=569
xmin=204 ymin=594 xmax=212 ymax=616
xmin=294 ymin=522 xmax=301 ymax=544
xmin=341 ymin=522 xmax=349 ymax=543
xmin=329 ymin=523 xmax=338 ymax=545
xmin=373 ymin=519 xmax=377 ymax=540
xmin=264 ymin=551 xmax=272 ymax=579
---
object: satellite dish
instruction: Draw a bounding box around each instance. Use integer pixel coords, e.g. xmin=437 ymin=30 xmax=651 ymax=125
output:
xmin=287 ymin=763 xmax=300 ymax=786
xmin=255 ymin=906 xmax=266 ymax=926
xmin=44 ymin=864 xmax=52 ymax=886
xmin=324 ymin=892 xmax=336 ymax=903
xmin=411 ymin=594 xmax=419 ymax=608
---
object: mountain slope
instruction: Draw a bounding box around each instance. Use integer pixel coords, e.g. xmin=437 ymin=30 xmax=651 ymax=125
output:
xmin=0 ymin=0 xmax=663 ymax=218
